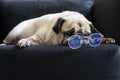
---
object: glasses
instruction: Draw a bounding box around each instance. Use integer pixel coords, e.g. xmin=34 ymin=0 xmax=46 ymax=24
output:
xmin=68 ymin=33 xmax=102 ymax=49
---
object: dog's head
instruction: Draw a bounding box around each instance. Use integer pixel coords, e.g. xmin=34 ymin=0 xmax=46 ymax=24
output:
xmin=53 ymin=13 xmax=92 ymax=45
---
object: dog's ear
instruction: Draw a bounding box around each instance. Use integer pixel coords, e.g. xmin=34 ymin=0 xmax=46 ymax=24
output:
xmin=53 ymin=18 xmax=66 ymax=34
xmin=89 ymin=24 xmax=95 ymax=33
xmin=89 ymin=24 xmax=104 ymax=37
xmin=89 ymin=24 xmax=100 ymax=33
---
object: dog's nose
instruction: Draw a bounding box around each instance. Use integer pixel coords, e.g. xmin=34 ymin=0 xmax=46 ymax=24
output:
xmin=84 ymin=30 xmax=91 ymax=36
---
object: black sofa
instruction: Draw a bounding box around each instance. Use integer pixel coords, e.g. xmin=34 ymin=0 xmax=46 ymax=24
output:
xmin=0 ymin=0 xmax=120 ymax=80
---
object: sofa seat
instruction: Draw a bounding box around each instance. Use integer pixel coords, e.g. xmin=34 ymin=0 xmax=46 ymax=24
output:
xmin=0 ymin=44 xmax=120 ymax=80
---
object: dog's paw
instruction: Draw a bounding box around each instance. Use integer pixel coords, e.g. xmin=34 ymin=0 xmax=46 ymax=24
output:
xmin=17 ymin=39 xmax=33 ymax=47
xmin=0 ymin=43 xmax=6 ymax=45
xmin=102 ymin=38 xmax=115 ymax=44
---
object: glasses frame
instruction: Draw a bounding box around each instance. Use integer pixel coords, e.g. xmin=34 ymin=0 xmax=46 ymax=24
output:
xmin=68 ymin=33 xmax=102 ymax=49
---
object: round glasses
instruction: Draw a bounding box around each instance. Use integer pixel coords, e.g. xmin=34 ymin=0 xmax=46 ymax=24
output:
xmin=68 ymin=33 xmax=102 ymax=49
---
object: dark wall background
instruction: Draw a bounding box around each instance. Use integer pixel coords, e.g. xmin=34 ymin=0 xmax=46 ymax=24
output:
xmin=93 ymin=0 xmax=120 ymax=45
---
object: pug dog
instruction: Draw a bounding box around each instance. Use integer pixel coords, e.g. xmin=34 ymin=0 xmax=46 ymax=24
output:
xmin=1 ymin=11 xmax=115 ymax=47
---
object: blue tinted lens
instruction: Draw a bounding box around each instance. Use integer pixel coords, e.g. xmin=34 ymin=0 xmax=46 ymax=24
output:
xmin=89 ymin=33 xmax=102 ymax=47
xmin=68 ymin=35 xmax=83 ymax=49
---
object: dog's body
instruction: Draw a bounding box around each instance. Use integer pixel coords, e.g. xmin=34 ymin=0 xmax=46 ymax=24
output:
xmin=2 ymin=11 xmax=115 ymax=47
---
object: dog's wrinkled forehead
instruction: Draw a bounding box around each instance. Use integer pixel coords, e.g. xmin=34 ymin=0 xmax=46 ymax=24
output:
xmin=52 ymin=12 xmax=92 ymax=35
xmin=62 ymin=16 xmax=92 ymax=34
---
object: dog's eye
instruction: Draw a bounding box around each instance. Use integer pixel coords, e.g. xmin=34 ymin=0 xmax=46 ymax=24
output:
xmin=64 ymin=28 xmax=75 ymax=36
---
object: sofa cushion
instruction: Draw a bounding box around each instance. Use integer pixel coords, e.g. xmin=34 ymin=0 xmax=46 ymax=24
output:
xmin=0 ymin=0 xmax=94 ymax=43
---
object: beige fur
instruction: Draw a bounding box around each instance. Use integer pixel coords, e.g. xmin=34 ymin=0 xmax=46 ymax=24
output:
xmin=2 ymin=11 xmax=95 ymax=47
